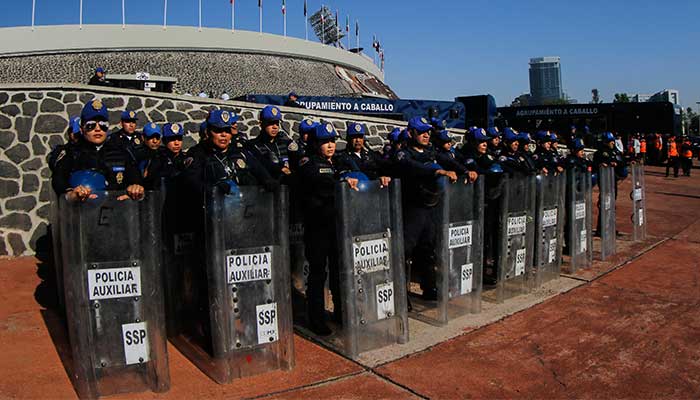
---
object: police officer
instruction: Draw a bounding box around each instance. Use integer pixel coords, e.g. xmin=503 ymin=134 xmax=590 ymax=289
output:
xmin=461 ymin=128 xmax=504 ymax=282
xmin=182 ymin=110 xmax=277 ymax=196
xmin=486 ymin=127 xmax=502 ymax=157
xmin=48 ymin=116 xmax=81 ymax=171
xmin=298 ymin=123 xmax=359 ymax=335
xmin=563 ymin=138 xmax=592 ymax=256
xmin=138 ymin=123 xmax=162 ymax=177
xmin=336 ymin=122 xmax=391 ymax=184
xmin=383 ymin=128 xmax=401 ymax=160
xmin=51 ymin=99 xmax=144 ymax=201
xmin=247 ymin=105 xmax=293 ymax=183
xmin=431 ymin=129 xmax=477 ymax=181
xmin=229 ymin=111 xmax=248 ymax=149
xmin=532 ymin=131 xmax=561 ymax=175
xmin=592 ymin=132 xmax=623 ymax=235
xmin=394 ymin=117 xmax=457 ymax=302
xmin=288 ymin=118 xmax=318 ymax=170
xmin=498 ymin=128 xmax=537 ymax=176
xmin=111 ymin=110 xmax=142 ymax=148
xmin=142 ymin=123 xmax=187 ymax=189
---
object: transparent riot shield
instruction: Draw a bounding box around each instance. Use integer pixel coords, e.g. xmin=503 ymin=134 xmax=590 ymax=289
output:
xmin=630 ymin=163 xmax=647 ymax=241
xmin=565 ymin=167 xmax=593 ymax=272
xmin=599 ymin=166 xmax=617 ymax=260
xmin=169 ymin=185 xmax=294 ymax=384
xmin=309 ymin=180 xmax=408 ymax=360
xmin=490 ymin=174 xmax=536 ymax=303
xmin=49 ymin=189 xmax=65 ymax=314
xmin=533 ymin=173 xmax=566 ymax=287
xmin=289 ymin=186 xmax=309 ymax=324
xmin=410 ymin=178 xmax=484 ymax=326
xmin=59 ymin=192 xmax=170 ymax=399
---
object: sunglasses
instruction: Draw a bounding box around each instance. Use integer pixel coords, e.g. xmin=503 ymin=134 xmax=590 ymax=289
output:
xmin=145 ymin=134 xmax=162 ymax=140
xmin=210 ymin=127 xmax=230 ymax=134
xmin=83 ymin=120 xmax=109 ymax=132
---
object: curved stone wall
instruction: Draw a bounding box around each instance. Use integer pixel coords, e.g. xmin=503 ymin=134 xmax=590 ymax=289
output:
xmin=0 ymin=83 xmax=462 ymax=257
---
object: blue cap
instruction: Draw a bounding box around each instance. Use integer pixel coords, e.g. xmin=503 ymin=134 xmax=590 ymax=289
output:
xmin=399 ymin=129 xmax=410 ymax=142
xmin=163 ymin=123 xmax=184 ymax=138
xmin=434 ymin=130 xmax=452 ymax=143
xmin=518 ymin=132 xmax=533 ymax=144
xmin=550 ymin=132 xmax=559 ymax=142
xmin=602 ymin=132 xmax=615 ymax=142
xmin=81 ymin=99 xmax=109 ymax=122
xmin=534 ymin=130 xmax=551 ymax=142
xmin=313 ymin=122 xmax=337 ymax=142
xmin=388 ymin=127 xmax=401 ymax=143
xmin=69 ymin=170 xmax=107 ymax=192
xmin=571 ymin=138 xmax=585 ymax=151
xmin=69 ymin=116 xmax=81 ymax=135
xmin=95 ymin=67 xmax=105 ymax=73
xmin=143 ymin=122 xmax=162 ymax=138
xmin=486 ymin=127 xmax=500 ymax=138
xmin=121 ymin=110 xmax=138 ymax=121
xmin=207 ymin=110 xmax=234 ymax=129
xmin=430 ymin=117 xmax=446 ymax=130
xmin=199 ymin=121 xmax=208 ymax=137
xmin=299 ymin=118 xmax=319 ymax=135
xmin=260 ymin=105 xmax=283 ymax=122
xmin=289 ymin=92 xmax=298 ymax=98
xmin=503 ymin=127 xmax=519 ymax=143
xmin=347 ymin=122 xmax=366 ymax=138
xmin=472 ymin=128 xmax=489 ymax=142
xmin=408 ymin=116 xmax=432 ymax=133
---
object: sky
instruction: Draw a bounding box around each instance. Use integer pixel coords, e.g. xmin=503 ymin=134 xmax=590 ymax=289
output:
xmin=1 ymin=0 xmax=699 ymax=108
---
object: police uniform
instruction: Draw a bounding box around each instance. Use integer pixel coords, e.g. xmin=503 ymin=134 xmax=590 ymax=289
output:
xmin=52 ymin=100 xmax=141 ymax=195
xmin=246 ymin=105 xmax=293 ymax=182
xmin=48 ymin=116 xmax=81 ymax=171
xmin=394 ymin=117 xmax=444 ymax=301
xmin=288 ymin=118 xmax=317 ymax=171
xmin=142 ymin=123 xmax=188 ymax=190
xmin=592 ymin=132 xmax=624 ymax=234
xmin=498 ymin=130 xmax=537 ymax=177
xmin=563 ymin=138 xmax=591 ymax=256
xmin=110 ymin=110 xmax=143 ymax=151
xmin=298 ymin=123 xmax=352 ymax=335
xmin=336 ymin=122 xmax=390 ymax=179
xmin=486 ymin=127 xmax=503 ymax=158
xmin=432 ymin=130 xmax=471 ymax=176
xmin=531 ymin=131 xmax=560 ymax=173
xmin=182 ymin=110 xmax=276 ymax=196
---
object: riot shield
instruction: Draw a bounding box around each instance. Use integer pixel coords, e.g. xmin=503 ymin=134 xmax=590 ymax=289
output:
xmin=630 ymin=163 xmax=647 ymax=241
xmin=289 ymin=186 xmax=309 ymax=324
xmin=599 ymin=166 xmax=617 ymax=260
xmin=49 ymin=189 xmax=65 ymax=314
xmin=533 ymin=173 xmax=566 ymax=287
xmin=488 ymin=174 xmax=536 ymax=303
xmin=59 ymin=191 xmax=170 ymax=399
xmin=410 ymin=178 xmax=484 ymax=326
xmin=306 ymin=180 xmax=408 ymax=359
xmin=565 ymin=167 xmax=593 ymax=272
xmin=169 ymin=185 xmax=294 ymax=384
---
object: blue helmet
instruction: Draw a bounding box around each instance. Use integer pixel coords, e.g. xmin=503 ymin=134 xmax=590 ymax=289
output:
xmin=69 ymin=170 xmax=107 ymax=192
xmin=503 ymin=127 xmax=519 ymax=143
xmin=616 ymin=165 xmax=629 ymax=179
xmin=488 ymin=163 xmax=504 ymax=175
xmin=591 ymin=173 xmax=598 ymax=187
xmin=602 ymin=132 xmax=615 ymax=142
xmin=486 ymin=127 xmax=500 ymax=139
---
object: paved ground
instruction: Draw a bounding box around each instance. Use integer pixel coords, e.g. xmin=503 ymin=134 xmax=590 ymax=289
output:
xmin=1 ymin=165 xmax=699 ymax=399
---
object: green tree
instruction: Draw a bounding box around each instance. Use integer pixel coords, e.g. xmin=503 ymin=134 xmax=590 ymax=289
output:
xmin=613 ymin=93 xmax=630 ymax=103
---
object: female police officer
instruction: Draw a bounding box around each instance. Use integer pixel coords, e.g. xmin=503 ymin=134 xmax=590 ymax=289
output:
xmin=298 ymin=122 xmax=359 ymax=336
xmin=51 ymin=99 xmax=144 ymax=202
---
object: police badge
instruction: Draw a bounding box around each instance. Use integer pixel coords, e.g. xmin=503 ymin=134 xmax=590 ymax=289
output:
xmin=354 ymin=124 xmax=362 ymax=132
xmin=133 ymin=137 xmax=141 ymax=145
xmin=172 ymin=124 xmax=180 ymax=134
xmin=129 ymin=111 xmax=136 ymax=119
xmin=150 ymin=123 xmax=157 ymax=129
xmin=116 ymin=172 xmax=124 ymax=184
xmin=222 ymin=111 xmax=230 ymax=123
xmin=326 ymin=124 xmax=333 ymax=133
xmin=271 ymin=107 xmax=279 ymax=116
xmin=288 ymin=141 xmax=299 ymax=151
xmin=420 ymin=117 xmax=427 ymax=124
xmin=92 ymin=100 xmax=103 ymax=110
xmin=236 ymin=159 xmax=246 ymax=169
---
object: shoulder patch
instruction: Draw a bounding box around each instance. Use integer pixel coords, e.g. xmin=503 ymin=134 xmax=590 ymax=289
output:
xmin=288 ymin=141 xmax=299 ymax=152
xmin=319 ymin=167 xmax=334 ymax=174
xmin=397 ymin=151 xmax=406 ymax=160
xmin=184 ymin=157 xmax=194 ymax=168
xmin=299 ymin=157 xmax=310 ymax=166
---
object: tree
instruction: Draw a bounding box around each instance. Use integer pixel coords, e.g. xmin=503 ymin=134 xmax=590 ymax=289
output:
xmin=613 ymin=93 xmax=630 ymax=103
xmin=591 ymin=88 xmax=601 ymax=104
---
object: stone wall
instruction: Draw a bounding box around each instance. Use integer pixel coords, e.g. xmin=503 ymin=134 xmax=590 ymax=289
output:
xmin=0 ymin=51 xmax=375 ymax=99
xmin=0 ymin=83 xmax=464 ymax=258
